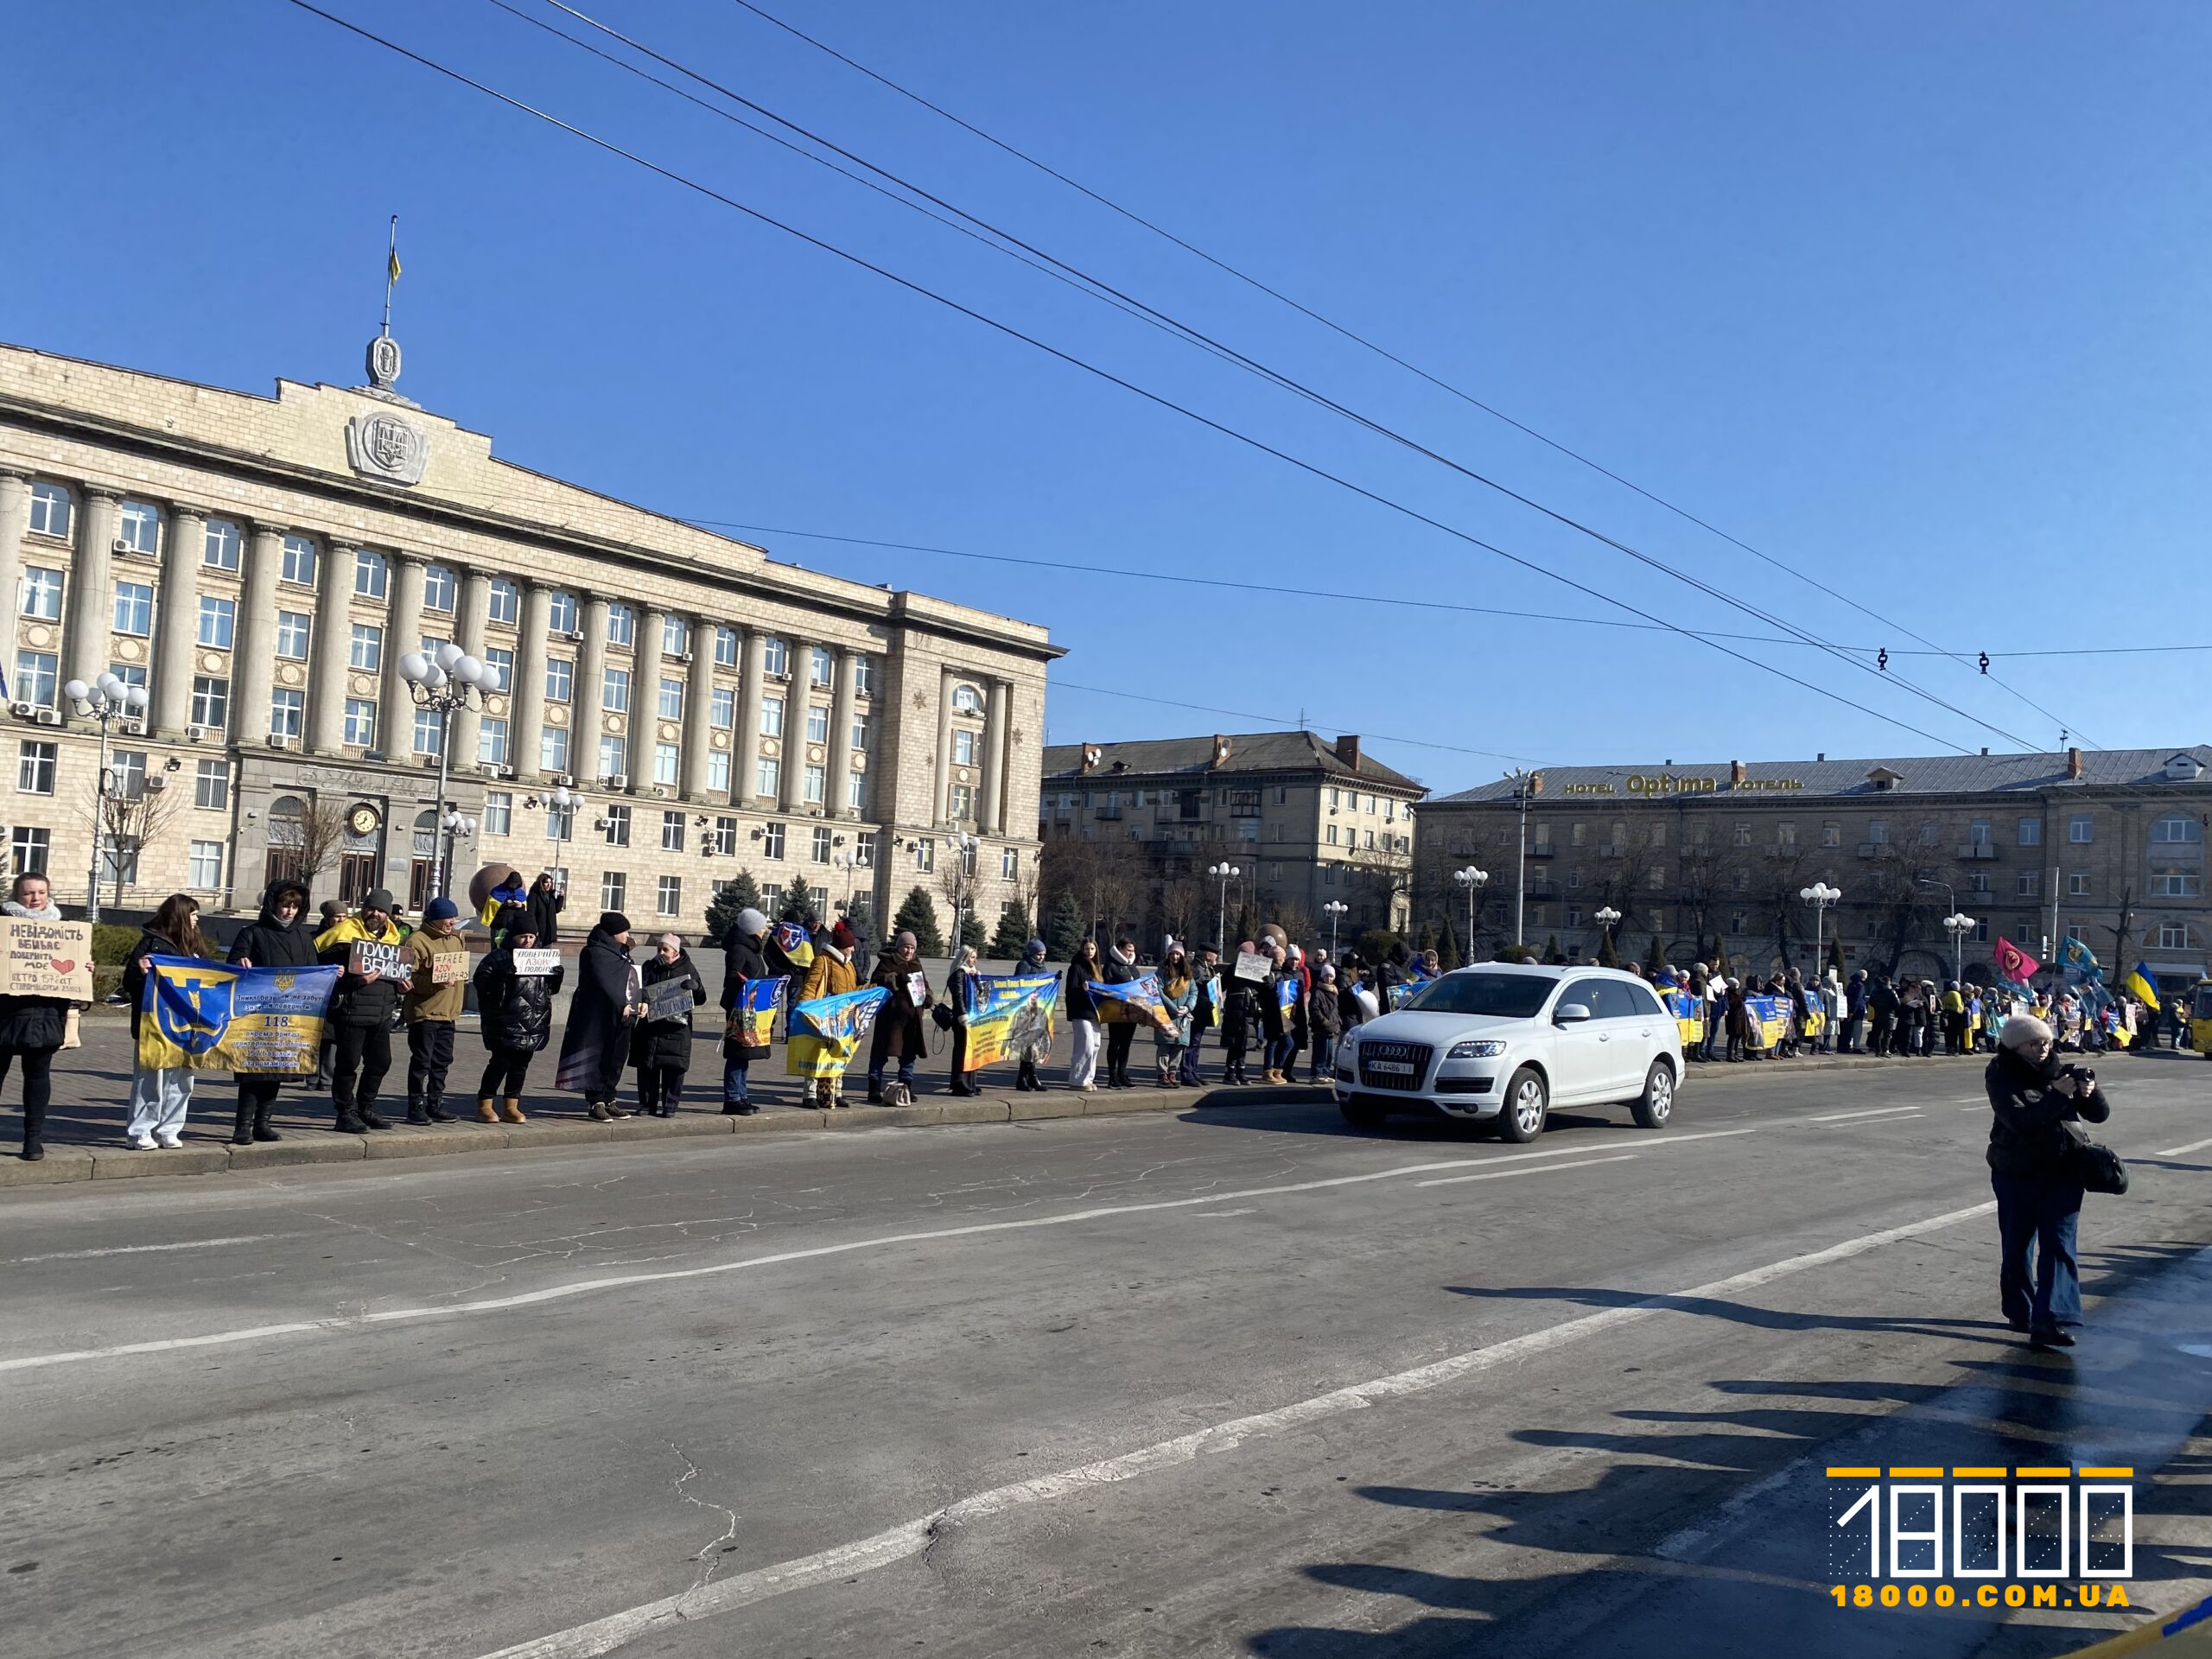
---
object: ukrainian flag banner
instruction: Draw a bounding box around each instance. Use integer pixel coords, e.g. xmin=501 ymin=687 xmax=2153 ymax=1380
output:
xmin=962 ymin=972 xmax=1059 ymax=1071
xmin=135 ymin=955 xmax=340 ymax=1073
xmin=786 ymin=985 xmax=888 ymax=1079
xmin=725 ymin=976 xmax=783 ymax=1051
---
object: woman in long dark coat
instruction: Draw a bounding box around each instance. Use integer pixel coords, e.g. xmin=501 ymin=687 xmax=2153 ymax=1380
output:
xmin=556 ymin=912 xmax=641 ymax=1120
xmin=632 ymin=932 xmax=708 ymax=1116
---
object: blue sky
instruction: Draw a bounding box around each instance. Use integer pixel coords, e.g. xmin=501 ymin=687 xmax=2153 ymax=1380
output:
xmin=8 ymin=1 xmax=2208 ymax=793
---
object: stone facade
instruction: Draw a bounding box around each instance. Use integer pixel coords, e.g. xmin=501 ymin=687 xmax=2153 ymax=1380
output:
xmin=1414 ymin=748 xmax=2212 ymax=988
xmin=0 ymin=342 xmax=1059 ymax=934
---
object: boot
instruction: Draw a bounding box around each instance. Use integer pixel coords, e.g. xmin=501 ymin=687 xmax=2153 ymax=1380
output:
xmin=477 ymin=1098 xmax=499 ymax=1123
xmin=500 ymin=1097 xmax=526 ymax=1124
xmin=232 ymin=1102 xmax=255 ymax=1147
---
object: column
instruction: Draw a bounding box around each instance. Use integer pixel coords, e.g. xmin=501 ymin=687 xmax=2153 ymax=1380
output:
xmin=637 ymin=605 xmax=670 ymax=797
xmin=0 ymin=471 xmax=28 ymax=634
xmin=308 ymin=543 xmax=353 ymax=755
xmin=827 ymin=645 xmax=858 ymax=819
xmin=233 ymin=524 xmax=282 ymax=757
xmin=63 ymin=488 xmax=118 ymax=690
xmin=979 ymin=677 xmax=1008 ymax=836
xmin=379 ymin=552 xmax=426 ymax=746
xmin=578 ymin=594 xmax=610 ymax=783
xmin=514 ymin=580 xmax=552 ymax=779
xmin=682 ymin=612 xmax=716 ymax=801
xmin=779 ymin=636 xmax=810 ymax=813
xmin=934 ymin=664 xmax=957 ymax=824
xmin=153 ymin=504 xmax=203 ymax=738
xmin=454 ymin=567 xmax=491 ymax=771
xmin=736 ymin=627 xmax=766 ymax=806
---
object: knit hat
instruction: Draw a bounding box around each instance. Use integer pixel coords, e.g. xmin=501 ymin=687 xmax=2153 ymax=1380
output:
xmin=599 ymin=911 xmax=632 ymax=935
xmin=424 ymin=896 xmax=460 ymax=923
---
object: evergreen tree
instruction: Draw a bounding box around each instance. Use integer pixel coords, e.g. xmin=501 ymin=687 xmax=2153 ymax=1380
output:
xmin=1542 ymin=932 xmax=1564 ymax=965
xmin=893 ymin=886 xmax=944 ymax=956
xmin=703 ymin=869 xmax=763 ymax=944
xmin=1597 ymin=930 xmax=1622 ymax=968
xmin=1647 ymin=933 xmax=1669 ymax=973
xmin=990 ymin=900 xmax=1033 ymax=959
xmin=778 ymin=874 xmax=815 ymax=925
xmin=1046 ymin=891 xmax=1085 ymax=959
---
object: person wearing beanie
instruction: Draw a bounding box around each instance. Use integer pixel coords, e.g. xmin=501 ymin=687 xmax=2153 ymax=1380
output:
xmin=719 ymin=906 xmax=771 ymax=1115
xmin=401 ymin=894 xmax=470 ymax=1124
xmin=315 ymin=888 xmax=408 ymax=1133
xmin=556 ymin=912 xmax=642 ymax=1120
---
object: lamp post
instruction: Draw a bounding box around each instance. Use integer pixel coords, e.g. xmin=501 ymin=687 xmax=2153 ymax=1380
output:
xmin=1800 ymin=881 xmax=1841 ymax=971
xmin=1942 ymin=912 xmax=1976 ymax=984
xmin=1322 ymin=899 xmax=1347 ymax=955
xmin=63 ymin=673 xmax=150 ymax=921
xmin=1207 ymin=861 xmax=1241 ymax=950
xmin=399 ymin=643 xmax=488 ymax=904
xmin=1453 ymin=865 xmax=1489 ymax=958
xmin=1595 ymin=904 xmax=1622 ymax=963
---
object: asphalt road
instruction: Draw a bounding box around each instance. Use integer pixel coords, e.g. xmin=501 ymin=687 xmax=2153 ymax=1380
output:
xmin=3 ymin=1055 xmax=2210 ymax=1658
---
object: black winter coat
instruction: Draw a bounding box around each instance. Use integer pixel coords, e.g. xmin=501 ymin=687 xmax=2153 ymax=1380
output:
xmin=1986 ymin=1045 xmax=2110 ymax=1180
xmin=475 ymin=947 xmax=563 ymax=1052
xmin=632 ymin=952 xmax=708 ymax=1071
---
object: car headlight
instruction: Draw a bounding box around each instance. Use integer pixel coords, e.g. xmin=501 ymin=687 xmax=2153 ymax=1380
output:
xmin=1446 ymin=1039 xmax=1508 ymax=1059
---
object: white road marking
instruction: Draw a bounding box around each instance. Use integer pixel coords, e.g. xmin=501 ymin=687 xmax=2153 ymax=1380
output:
xmin=2154 ymin=1135 xmax=2212 ymax=1159
xmin=1807 ymin=1106 xmax=1924 ymax=1123
xmin=468 ymin=1199 xmax=1999 ymax=1659
xmin=0 ymin=1128 xmax=1754 ymax=1376
xmin=0 ymin=1232 xmax=296 ymax=1266
xmin=1416 ymin=1154 xmax=1638 ymax=1188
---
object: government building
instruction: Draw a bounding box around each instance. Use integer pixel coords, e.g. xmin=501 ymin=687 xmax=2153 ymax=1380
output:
xmin=0 ymin=339 xmax=1058 ymax=936
xmin=1414 ymin=748 xmax=2212 ymax=990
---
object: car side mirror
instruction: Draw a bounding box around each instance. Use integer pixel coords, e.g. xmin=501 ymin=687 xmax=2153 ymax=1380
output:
xmin=1554 ymin=1003 xmax=1592 ymax=1025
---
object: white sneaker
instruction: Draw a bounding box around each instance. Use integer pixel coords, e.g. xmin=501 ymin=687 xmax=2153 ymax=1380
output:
xmin=127 ymin=1135 xmax=157 ymax=1150
xmin=156 ymin=1134 xmax=183 ymax=1149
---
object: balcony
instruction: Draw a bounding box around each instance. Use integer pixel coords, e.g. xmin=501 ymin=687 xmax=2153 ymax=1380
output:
xmin=1956 ymin=843 xmax=1999 ymax=861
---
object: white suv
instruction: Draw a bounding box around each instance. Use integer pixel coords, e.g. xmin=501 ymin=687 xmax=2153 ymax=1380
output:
xmin=1335 ymin=963 xmax=1682 ymax=1140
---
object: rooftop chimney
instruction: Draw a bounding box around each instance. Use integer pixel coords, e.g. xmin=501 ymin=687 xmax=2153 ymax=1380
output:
xmin=2067 ymin=746 xmax=2083 ymax=780
xmin=1336 ymin=734 xmax=1362 ymax=770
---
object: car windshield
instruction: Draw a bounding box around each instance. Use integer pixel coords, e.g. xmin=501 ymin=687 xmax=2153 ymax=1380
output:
xmin=1401 ymin=973 xmax=1555 ymax=1019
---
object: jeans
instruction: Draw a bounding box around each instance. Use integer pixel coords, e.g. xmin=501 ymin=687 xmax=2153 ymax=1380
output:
xmin=127 ymin=1065 xmax=194 ymax=1141
xmin=406 ymin=1020 xmax=455 ymax=1116
xmin=722 ymin=1056 xmax=752 ymax=1105
xmin=1309 ymin=1033 xmax=1337 ymax=1083
xmin=1992 ymin=1170 xmax=2084 ymax=1330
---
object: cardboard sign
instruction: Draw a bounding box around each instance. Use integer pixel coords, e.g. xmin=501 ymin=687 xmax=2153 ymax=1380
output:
xmin=429 ymin=950 xmax=468 ymax=986
xmin=643 ymin=976 xmax=696 ymax=1022
xmin=349 ymin=939 xmax=410 ymax=982
xmin=0 ymin=918 xmax=93 ymax=1001
xmin=1234 ymin=949 xmax=1272 ymax=984
xmin=510 ymin=948 xmax=560 ymax=977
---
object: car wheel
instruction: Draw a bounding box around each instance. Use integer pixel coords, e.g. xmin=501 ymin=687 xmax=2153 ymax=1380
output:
xmin=1339 ymin=1099 xmax=1388 ymax=1131
xmin=1631 ymin=1058 xmax=1675 ymax=1129
xmin=1497 ymin=1067 xmax=1548 ymax=1143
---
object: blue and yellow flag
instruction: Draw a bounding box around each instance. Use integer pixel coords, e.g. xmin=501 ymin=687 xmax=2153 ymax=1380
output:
xmin=786 ymin=984 xmax=887 ymax=1078
xmin=771 ymin=920 xmax=815 ymax=975
xmin=725 ymin=976 xmax=783 ymax=1051
xmin=136 ymin=955 xmax=340 ymax=1073
xmin=2120 ymin=963 xmax=2161 ymax=1011
xmin=962 ymin=973 xmax=1058 ymax=1071
xmin=1089 ymin=971 xmax=1165 ymax=1028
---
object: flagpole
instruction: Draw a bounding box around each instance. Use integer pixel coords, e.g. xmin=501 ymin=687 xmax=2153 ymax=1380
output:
xmin=382 ymin=215 xmax=398 ymax=336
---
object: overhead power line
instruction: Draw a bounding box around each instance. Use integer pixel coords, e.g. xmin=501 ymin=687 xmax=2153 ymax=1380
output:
xmin=714 ymin=0 xmax=2100 ymax=747
xmin=511 ymin=0 xmax=2043 ymax=753
xmin=281 ymin=0 xmax=1993 ymax=754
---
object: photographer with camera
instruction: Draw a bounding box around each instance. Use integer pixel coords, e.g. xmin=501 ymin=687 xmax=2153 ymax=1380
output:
xmin=1986 ymin=1012 xmax=2119 ymax=1351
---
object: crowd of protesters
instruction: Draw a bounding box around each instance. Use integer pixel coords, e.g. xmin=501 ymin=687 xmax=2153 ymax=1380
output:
xmin=0 ymin=866 xmax=2187 ymax=1160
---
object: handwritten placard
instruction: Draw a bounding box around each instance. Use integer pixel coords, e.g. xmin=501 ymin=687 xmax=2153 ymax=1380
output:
xmin=510 ymin=949 xmax=560 ymax=977
xmin=0 ymin=918 xmax=93 ymax=1000
xmin=349 ymin=939 xmax=410 ymax=982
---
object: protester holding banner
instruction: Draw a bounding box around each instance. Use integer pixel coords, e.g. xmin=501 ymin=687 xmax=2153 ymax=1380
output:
xmin=556 ymin=912 xmax=643 ymax=1120
xmin=1063 ymin=938 xmax=1103 ymax=1092
xmin=632 ymin=932 xmax=709 ymax=1116
xmin=225 ymin=878 xmax=319 ymax=1145
xmin=1099 ymin=938 xmax=1141 ymax=1090
xmin=865 ymin=931 xmax=932 ymax=1103
xmin=473 ymin=920 xmax=560 ymax=1122
xmin=719 ymin=906 xmax=772 ymax=1114
xmin=0 ymin=874 xmax=86 ymax=1162
xmin=400 ymin=897 xmax=469 ymax=1125
xmin=315 ymin=889 xmax=409 ymax=1133
xmin=944 ymin=945 xmax=979 ymax=1097
xmin=121 ymin=895 xmax=215 ymax=1149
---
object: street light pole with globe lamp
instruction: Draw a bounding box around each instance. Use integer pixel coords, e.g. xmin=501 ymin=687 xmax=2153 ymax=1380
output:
xmin=1800 ymin=881 xmax=1841 ymax=972
xmin=398 ymin=644 xmax=488 ymax=903
xmin=1207 ymin=861 xmax=1241 ymax=951
xmin=63 ymin=672 xmax=149 ymax=923
xmin=1453 ymin=866 xmax=1488 ymax=959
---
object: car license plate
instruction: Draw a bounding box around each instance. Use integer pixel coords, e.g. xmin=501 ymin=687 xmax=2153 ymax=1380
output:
xmin=1368 ymin=1060 xmax=1415 ymax=1075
